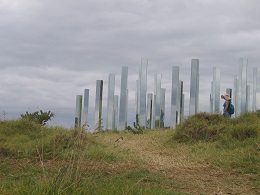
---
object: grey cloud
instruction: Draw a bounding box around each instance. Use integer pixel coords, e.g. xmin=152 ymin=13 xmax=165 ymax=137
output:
xmin=1 ymin=0 xmax=260 ymax=127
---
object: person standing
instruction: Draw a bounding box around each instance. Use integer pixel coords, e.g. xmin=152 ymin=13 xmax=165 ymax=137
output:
xmin=221 ymin=94 xmax=231 ymax=117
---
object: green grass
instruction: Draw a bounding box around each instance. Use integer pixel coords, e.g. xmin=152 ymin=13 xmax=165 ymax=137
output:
xmin=0 ymin=113 xmax=260 ymax=194
xmin=0 ymin=119 xmax=182 ymax=194
xmin=171 ymin=112 xmax=260 ymax=189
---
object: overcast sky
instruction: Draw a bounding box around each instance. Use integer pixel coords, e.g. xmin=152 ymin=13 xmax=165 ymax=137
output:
xmin=1 ymin=0 xmax=260 ymax=129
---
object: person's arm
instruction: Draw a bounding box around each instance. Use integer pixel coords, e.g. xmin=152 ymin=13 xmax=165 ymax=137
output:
xmin=224 ymin=101 xmax=229 ymax=112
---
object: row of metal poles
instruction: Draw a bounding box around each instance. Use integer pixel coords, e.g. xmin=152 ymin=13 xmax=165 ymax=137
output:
xmin=75 ymin=58 xmax=260 ymax=130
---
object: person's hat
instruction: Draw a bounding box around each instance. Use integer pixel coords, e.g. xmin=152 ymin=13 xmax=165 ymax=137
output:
xmin=221 ymin=94 xmax=231 ymax=100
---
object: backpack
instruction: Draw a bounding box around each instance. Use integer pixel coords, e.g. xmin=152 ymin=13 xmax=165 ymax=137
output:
xmin=228 ymin=102 xmax=235 ymax=115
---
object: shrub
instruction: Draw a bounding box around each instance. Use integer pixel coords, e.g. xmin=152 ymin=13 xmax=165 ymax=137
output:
xmin=174 ymin=112 xmax=260 ymax=143
xmin=173 ymin=113 xmax=227 ymax=142
xmin=0 ymin=119 xmax=42 ymax=136
xmin=230 ymin=123 xmax=259 ymax=140
xmin=20 ymin=110 xmax=54 ymax=125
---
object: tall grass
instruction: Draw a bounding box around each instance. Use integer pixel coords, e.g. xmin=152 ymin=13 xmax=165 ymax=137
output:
xmin=0 ymin=119 xmax=181 ymax=194
xmin=1 ymin=113 xmax=259 ymax=194
xmin=174 ymin=112 xmax=260 ymax=142
xmin=173 ymin=112 xmax=260 ymax=175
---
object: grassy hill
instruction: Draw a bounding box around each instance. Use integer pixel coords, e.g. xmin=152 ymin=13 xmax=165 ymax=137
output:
xmin=0 ymin=112 xmax=259 ymax=194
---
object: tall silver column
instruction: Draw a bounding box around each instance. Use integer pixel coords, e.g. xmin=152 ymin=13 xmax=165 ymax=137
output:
xmin=234 ymin=76 xmax=240 ymax=117
xmin=138 ymin=59 xmax=148 ymax=128
xmin=152 ymin=94 xmax=156 ymax=129
xmin=253 ymin=67 xmax=260 ymax=111
xmin=126 ymin=89 xmax=129 ymax=128
xmin=256 ymin=68 xmax=260 ymax=111
xmin=239 ymin=58 xmax=248 ymax=113
xmin=246 ymin=85 xmax=250 ymax=112
xmin=118 ymin=66 xmax=128 ymax=130
xmin=95 ymin=80 xmax=103 ymax=130
xmin=113 ymin=95 xmax=119 ymax=130
xmin=82 ymin=89 xmax=89 ymax=130
xmin=171 ymin=66 xmax=179 ymax=128
xmin=213 ymin=67 xmax=220 ymax=113
xmin=160 ymin=88 xmax=166 ymax=127
xmin=75 ymin=95 xmax=82 ymax=128
xmin=181 ymin=93 xmax=185 ymax=122
xmin=106 ymin=73 xmax=115 ymax=130
xmin=135 ymin=80 xmax=139 ymax=116
xmin=189 ymin=59 xmax=199 ymax=115
xmin=178 ymin=81 xmax=184 ymax=124
xmin=154 ymin=74 xmax=162 ymax=128
xmin=210 ymin=81 xmax=213 ymax=113
xmin=226 ymin=88 xmax=232 ymax=99
xmin=146 ymin=93 xmax=153 ymax=129
xmin=253 ymin=68 xmax=257 ymax=111
xmin=210 ymin=94 xmax=213 ymax=113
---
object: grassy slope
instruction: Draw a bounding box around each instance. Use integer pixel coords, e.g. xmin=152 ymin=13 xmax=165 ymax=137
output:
xmin=0 ymin=113 xmax=259 ymax=194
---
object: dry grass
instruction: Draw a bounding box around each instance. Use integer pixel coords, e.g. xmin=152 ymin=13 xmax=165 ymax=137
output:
xmin=95 ymin=129 xmax=259 ymax=195
xmin=1 ymin=117 xmax=259 ymax=194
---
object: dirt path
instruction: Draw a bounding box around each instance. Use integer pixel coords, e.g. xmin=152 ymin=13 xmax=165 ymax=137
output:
xmin=101 ymin=131 xmax=259 ymax=195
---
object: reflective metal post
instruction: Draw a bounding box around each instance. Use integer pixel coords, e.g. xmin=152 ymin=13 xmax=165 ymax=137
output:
xmin=246 ymin=85 xmax=250 ymax=112
xmin=154 ymin=74 xmax=162 ymax=128
xmin=253 ymin=67 xmax=260 ymax=111
xmin=95 ymin=80 xmax=103 ymax=130
xmin=178 ymin=81 xmax=183 ymax=124
xmin=181 ymin=93 xmax=185 ymax=122
xmin=113 ymin=95 xmax=119 ymax=130
xmin=189 ymin=59 xmax=199 ymax=115
xmin=210 ymin=94 xmax=213 ymax=113
xmin=255 ymin=68 xmax=260 ymax=110
xmin=82 ymin=89 xmax=89 ymax=130
xmin=126 ymin=89 xmax=129 ymax=128
xmin=75 ymin=95 xmax=82 ymax=128
xmin=213 ymin=67 xmax=220 ymax=113
xmin=253 ymin=68 xmax=257 ymax=111
xmin=135 ymin=80 xmax=139 ymax=116
xmin=226 ymin=88 xmax=232 ymax=99
xmin=146 ymin=93 xmax=153 ymax=129
xmin=160 ymin=88 xmax=166 ymax=127
xmin=171 ymin=66 xmax=179 ymax=128
xmin=118 ymin=66 xmax=128 ymax=130
xmin=234 ymin=76 xmax=240 ymax=117
xmin=210 ymin=81 xmax=213 ymax=113
xmin=239 ymin=58 xmax=248 ymax=113
xmin=152 ymin=94 xmax=156 ymax=129
xmin=106 ymin=73 xmax=115 ymax=130
xmin=138 ymin=59 xmax=148 ymax=128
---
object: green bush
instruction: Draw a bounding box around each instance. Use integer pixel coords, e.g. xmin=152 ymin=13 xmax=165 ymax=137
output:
xmin=20 ymin=110 xmax=54 ymax=125
xmin=174 ymin=113 xmax=227 ymax=142
xmin=231 ymin=123 xmax=259 ymax=140
xmin=0 ymin=119 xmax=42 ymax=136
xmin=0 ymin=119 xmax=85 ymax=159
xmin=173 ymin=112 xmax=260 ymax=143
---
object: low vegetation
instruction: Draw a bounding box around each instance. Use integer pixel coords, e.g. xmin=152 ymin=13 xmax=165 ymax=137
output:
xmin=174 ymin=112 xmax=260 ymax=142
xmin=20 ymin=110 xmax=55 ymax=125
xmin=0 ymin=112 xmax=259 ymax=194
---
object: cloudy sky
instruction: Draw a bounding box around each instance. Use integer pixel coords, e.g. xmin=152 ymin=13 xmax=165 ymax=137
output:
xmin=1 ymin=0 xmax=260 ymax=129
